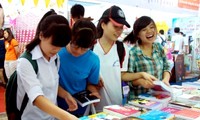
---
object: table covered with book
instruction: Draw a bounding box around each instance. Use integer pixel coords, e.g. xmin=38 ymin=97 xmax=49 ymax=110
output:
xmin=79 ymin=79 xmax=200 ymax=120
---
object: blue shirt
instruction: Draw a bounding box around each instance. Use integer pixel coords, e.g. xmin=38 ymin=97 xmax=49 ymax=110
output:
xmin=57 ymin=47 xmax=100 ymax=114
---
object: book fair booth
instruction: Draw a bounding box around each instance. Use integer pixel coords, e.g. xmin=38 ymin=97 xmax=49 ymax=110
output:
xmin=1 ymin=0 xmax=200 ymax=119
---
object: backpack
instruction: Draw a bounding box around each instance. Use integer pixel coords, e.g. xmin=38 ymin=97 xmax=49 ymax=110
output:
xmin=5 ymin=51 xmax=38 ymax=120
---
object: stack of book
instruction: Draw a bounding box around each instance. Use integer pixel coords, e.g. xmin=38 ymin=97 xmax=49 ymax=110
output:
xmin=137 ymin=81 xmax=173 ymax=108
xmin=128 ymin=98 xmax=163 ymax=110
xmin=162 ymin=106 xmax=200 ymax=120
xmin=138 ymin=110 xmax=175 ymax=120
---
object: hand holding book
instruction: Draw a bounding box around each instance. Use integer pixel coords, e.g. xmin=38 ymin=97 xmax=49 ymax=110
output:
xmin=72 ymin=90 xmax=100 ymax=107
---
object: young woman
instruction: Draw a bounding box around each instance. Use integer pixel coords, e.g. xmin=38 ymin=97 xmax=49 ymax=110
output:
xmin=57 ymin=19 xmax=100 ymax=117
xmin=126 ymin=16 xmax=171 ymax=100
xmin=16 ymin=10 xmax=78 ymax=120
xmin=90 ymin=5 xmax=132 ymax=112
xmin=4 ymin=28 xmax=19 ymax=79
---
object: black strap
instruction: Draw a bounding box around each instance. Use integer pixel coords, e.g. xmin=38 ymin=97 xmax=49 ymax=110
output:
xmin=18 ymin=51 xmax=38 ymax=118
xmin=18 ymin=52 xmax=58 ymax=117
xmin=116 ymin=41 xmax=125 ymax=68
xmin=18 ymin=94 xmax=28 ymax=118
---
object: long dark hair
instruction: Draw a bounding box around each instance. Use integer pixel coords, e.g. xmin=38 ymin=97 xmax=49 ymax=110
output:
xmin=71 ymin=19 xmax=97 ymax=48
xmin=4 ymin=28 xmax=15 ymax=43
xmin=96 ymin=17 xmax=109 ymax=39
xmin=26 ymin=10 xmax=71 ymax=52
xmin=0 ymin=29 xmax=4 ymax=38
xmin=123 ymin=16 xmax=156 ymax=44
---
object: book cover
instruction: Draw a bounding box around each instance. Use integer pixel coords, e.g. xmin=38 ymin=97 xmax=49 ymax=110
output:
xmin=139 ymin=92 xmax=171 ymax=103
xmin=173 ymin=108 xmax=200 ymax=120
xmin=138 ymin=110 xmax=175 ymax=120
xmin=120 ymin=116 xmax=142 ymax=120
xmin=175 ymin=94 xmax=200 ymax=105
xmin=161 ymin=106 xmax=182 ymax=114
xmin=128 ymin=98 xmax=163 ymax=110
xmin=103 ymin=105 xmax=141 ymax=118
xmin=73 ymin=90 xmax=100 ymax=107
xmin=139 ymin=81 xmax=172 ymax=108
xmin=79 ymin=112 xmax=120 ymax=120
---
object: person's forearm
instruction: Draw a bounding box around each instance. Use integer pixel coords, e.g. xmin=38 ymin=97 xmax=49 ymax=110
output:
xmin=58 ymin=86 xmax=71 ymax=99
xmin=87 ymin=84 xmax=98 ymax=93
xmin=163 ymin=71 xmax=171 ymax=82
xmin=33 ymin=95 xmax=74 ymax=120
xmin=121 ymin=72 xmax=144 ymax=81
xmin=14 ymin=46 xmax=20 ymax=58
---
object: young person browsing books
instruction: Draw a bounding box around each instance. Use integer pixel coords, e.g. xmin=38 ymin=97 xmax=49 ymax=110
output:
xmin=16 ymin=10 xmax=78 ymax=120
xmin=91 ymin=5 xmax=131 ymax=112
xmin=125 ymin=16 xmax=171 ymax=99
xmin=57 ymin=19 xmax=100 ymax=117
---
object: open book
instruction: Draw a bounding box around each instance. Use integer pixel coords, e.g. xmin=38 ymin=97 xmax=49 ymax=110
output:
xmin=138 ymin=81 xmax=172 ymax=106
xmin=73 ymin=90 xmax=100 ymax=107
xmin=152 ymin=81 xmax=172 ymax=93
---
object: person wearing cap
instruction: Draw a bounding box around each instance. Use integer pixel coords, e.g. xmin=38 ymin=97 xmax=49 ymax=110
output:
xmin=92 ymin=5 xmax=132 ymax=112
xmin=125 ymin=16 xmax=171 ymax=100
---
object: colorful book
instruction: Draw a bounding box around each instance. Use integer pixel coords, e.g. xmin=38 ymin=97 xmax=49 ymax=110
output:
xmin=138 ymin=81 xmax=172 ymax=108
xmin=173 ymin=108 xmax=200 ymax=120
xmin=139 ymin=92 xmax=171 ymax=103
xmin=161 ymin=106 xmax=200 ymax=120
xmin=128 ymin=98 xmax=163 ymax=110
xmin=152 ymin=81 xmax=172 ymax=93
xmin=79 ymin=112 xmax=120 ymax=120
xmin=161 ymin=106 xmax=182 ymax=113
xmin=120 ymin=116 xmax=142 ymax=120
xmin=103 ymin=105 xmax=141 ymax=118
xmin=175 ymin=93 xmax=200 ymax=105
xmin=73 ymin=90 xmax=100 ymax=107
xmin=138 ymin=110 xmax=175 ymax=120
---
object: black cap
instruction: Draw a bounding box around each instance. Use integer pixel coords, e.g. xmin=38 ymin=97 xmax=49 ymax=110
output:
xmin=101 ymin=5 xmax=130 ymax=28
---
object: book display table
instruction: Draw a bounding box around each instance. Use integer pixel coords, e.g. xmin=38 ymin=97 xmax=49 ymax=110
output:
xmin=79 ymin=80 xmax=200 ymax=120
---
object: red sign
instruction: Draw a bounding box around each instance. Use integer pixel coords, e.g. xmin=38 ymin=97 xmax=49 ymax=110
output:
xmin=178 ymin=0 xmax=200 ymax=10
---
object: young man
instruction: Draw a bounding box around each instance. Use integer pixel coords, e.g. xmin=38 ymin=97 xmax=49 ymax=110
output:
xmin=70 ymin=4 xmax=93 ymax=28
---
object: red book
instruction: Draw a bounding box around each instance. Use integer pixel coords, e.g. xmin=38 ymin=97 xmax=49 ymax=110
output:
xmin=161 ymin=107 xmax=181 ymax=114
xmin=103 ymin=105 xmax=141 ymax=118
xmin=174 ymin=108 xmax=200 ymax=120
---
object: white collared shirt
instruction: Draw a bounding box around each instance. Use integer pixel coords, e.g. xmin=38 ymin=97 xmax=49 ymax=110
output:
xmin=17 ymin=45 xmax=60 ymax=120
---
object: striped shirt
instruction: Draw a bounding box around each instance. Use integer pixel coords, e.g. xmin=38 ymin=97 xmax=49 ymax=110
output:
xmin=128 ymin=42 xmax=171 ymax=100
